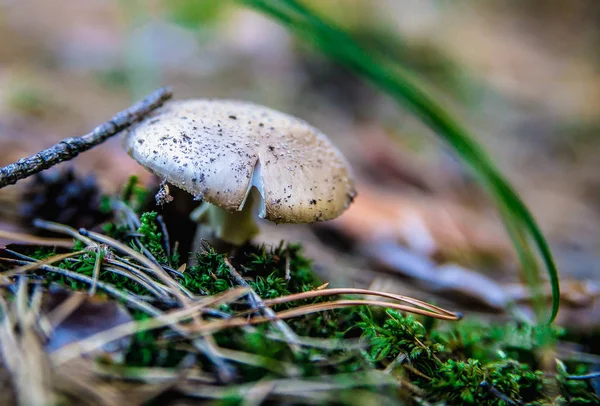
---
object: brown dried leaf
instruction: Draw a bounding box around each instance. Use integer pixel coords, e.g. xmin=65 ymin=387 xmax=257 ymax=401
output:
xmin=43 ymin=287 xmax=133 ymax=356
xmin=327 ymin=185 xmax=513 ymax=263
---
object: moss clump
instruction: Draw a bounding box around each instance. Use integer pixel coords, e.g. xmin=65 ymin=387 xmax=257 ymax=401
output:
xmin=429 ymin=359 xmax=544 ymax=405
xmin=185 ymin=242 xmax=321 ymax=300
xmin=356 ymin=308 xmax=599 ymax=405
xmin=359 ymin=310 xmax=442 ymax=366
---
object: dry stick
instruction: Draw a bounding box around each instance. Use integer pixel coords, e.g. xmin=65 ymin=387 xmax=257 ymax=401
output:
xmin=33 ymin=220 xmax=232 ymax=380
xmin=267 ymin=300 xmax=459 ymax=321
xmin=102 ymin=266 xmax=168 ymax=299
xmin=212 ymin=347 xmax=299 ymax=377
xmin=4 ymin=241 xmax=169 ymax=301
xmin=178 ymin=371 xmax=399 ymax=401
xmin=2 ymin=256 xmax=248 ymax=354
xmin=115 ymin=298 xmax=444 ymax=346
xmin=34 ymin=219 xmax=171 ymax=298
xmin=480 ymin=381 xmax=523 ymax=406
xmin=223 ymin=258 xmax=301 ymax=354
xmin=383 ymin=353 xmax=407 ymax=374
xmin=93 ymin=363 xmax=216 ymax=385
xmin=189 ymin=299 xmax=461 ymax=336
xmin=3 ymin=279 xmax=56 ymax=406
xmin=0 ymin=87 xmax=172 ymax=189
xmin=87 ymin=204 xmax=194 ymax=296
xmin=242 ymin=380 xmax=276 ymax=406
xmin=263 ymin=331 xmax=363 ymax=351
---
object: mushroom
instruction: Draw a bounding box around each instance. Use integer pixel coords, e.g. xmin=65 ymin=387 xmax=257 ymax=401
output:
xmin=123 ymin=99 xmax=356 ymax=246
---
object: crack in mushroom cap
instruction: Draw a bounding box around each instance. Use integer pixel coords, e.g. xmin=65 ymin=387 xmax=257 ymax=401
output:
xmin=123 ymin=99 xmax=357 ymax=223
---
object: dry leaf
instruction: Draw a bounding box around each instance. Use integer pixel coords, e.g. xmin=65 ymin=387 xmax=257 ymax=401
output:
xmin=43 ymin=286 xmax=132 ymax=358
xmin=326 ymin=185 xmax=513 ymax=263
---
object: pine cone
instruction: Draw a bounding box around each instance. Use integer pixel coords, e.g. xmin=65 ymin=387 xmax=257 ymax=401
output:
xmin=20 ymin=167 xmax=109 ymax=233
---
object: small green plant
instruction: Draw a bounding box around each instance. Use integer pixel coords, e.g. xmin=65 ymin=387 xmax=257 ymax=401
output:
xmin=359 ymin=309 xmax=442 ymax=374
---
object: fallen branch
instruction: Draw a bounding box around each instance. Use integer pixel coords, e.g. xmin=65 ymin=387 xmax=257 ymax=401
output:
xmin=0 ymin=87 xmax=172 ymax=189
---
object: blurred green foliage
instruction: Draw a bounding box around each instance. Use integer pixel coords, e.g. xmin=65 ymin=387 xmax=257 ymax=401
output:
xmin=164 ymin=0 xmax=226 ymax=29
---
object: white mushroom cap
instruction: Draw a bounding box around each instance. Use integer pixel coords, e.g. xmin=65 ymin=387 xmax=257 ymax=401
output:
xmin=123 ymin=99 xmax=356 ymax=223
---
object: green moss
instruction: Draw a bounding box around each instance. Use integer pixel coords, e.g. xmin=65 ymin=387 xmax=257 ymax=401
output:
xmin=555 ymin=361 xmax=599 ymax=405
xmin=428 ymin=359 xmax=545 ymax=405
xmin=430 ymin=359 xmax=486 ymax=404
xmin=102 ymin=222 xmax=131 ymax=241
xmin=17 ymin=246 xmax=57 ymax=261
xmin=433 ymin=318 xmax=564 ymax=368
xmin=136 ymin=211 xmax=180 ymax=267
xmin=241 ymin=242 xmax=321 ymax=298
xmin=359 ymin=309 xmax=442 ymax=372
xmin=184 ymin=247 xmax=231 ymax=295
xmin=186 ymin=243 xmax=321 ymax=300
xmin=354 ymin=310 xmax=599 ymax=405
xmin=122 ymin=313 xmax=188 ymax=368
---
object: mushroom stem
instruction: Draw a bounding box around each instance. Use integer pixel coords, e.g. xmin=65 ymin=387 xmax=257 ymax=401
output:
xmin=191 ymin=188 xmax=261 ymax=248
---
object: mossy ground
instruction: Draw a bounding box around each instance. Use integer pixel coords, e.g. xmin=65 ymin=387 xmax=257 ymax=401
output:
xmin=1 ymin=179 xmax=598 ymax=405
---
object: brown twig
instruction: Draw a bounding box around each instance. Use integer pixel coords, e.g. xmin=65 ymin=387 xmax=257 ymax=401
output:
xmin=0 ymin=87 xmax=172 ymax=189
xmin=266 ymin=300 xmax=458 ymax=321
xmin=0 ymin=229 xmax=74 ymax=249
xmin=263 ymin=288 xmax=461 ymax=320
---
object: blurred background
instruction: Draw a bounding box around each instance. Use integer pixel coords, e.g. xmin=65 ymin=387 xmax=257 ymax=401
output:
xmin=1 ymin=0 xmax=600 ymax=328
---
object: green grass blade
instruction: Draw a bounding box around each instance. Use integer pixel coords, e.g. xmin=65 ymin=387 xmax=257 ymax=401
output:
xmin=240 ymin=0 xmax=560 ymax=323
